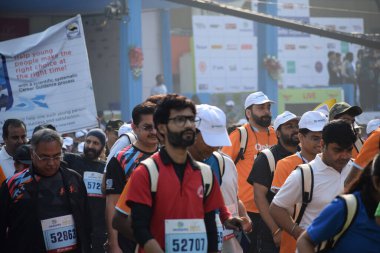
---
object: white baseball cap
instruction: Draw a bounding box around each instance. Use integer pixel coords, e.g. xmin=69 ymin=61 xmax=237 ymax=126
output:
xmin=273 ymin=111 xmax=298 ymax=131
xmin=244 ymin=91 xmax=274 ymax=109
xmin=75 ymin=129 xmax=88 ymax=138
xmin=299 ymin=111 xmax=328 ymax=132
xmin=118 ymin=123 xmax=133 ymax=137
xmin=196 ymin=104 xmax=232 ymax=147
xmin=77 ymin=142 xmax=85 ymax=153
xmin=226 ymin=100 xmax=235 ymax=107
xmin=62 ymin=137 xmax=74 ymax=149
xmin=366 ymin=119 xmax=380 ymax=135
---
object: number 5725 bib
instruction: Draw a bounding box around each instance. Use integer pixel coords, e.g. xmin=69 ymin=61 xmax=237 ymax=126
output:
xmin=41 ymin=214 xmax=77 ymax=253
xmin=165 ymin=219 xmax=208 ymax=253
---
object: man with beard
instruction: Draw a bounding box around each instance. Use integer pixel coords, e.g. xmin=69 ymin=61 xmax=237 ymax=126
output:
xmin=247 ymin=111 xmax=299 ymax=253
xmin=64 ymin=128 xmax=107 ymax=253
xmin=271 ymin=111 xmax=327 ymax=253
xmin=0 ymin=119 xmax=27 ymax=184
xmin=222 ymin=91 xmax=278 ymax=253
xmin=269 ymin=120 xmax=356 ymax=247
xmin=125 ymin=94 xmax=237 ymax=253
xmin=105 ymin=101 xmax=159 ymax=253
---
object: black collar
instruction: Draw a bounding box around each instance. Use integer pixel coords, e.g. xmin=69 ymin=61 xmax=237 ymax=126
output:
xmin=159 ymin=147 xmax=200 ymax=170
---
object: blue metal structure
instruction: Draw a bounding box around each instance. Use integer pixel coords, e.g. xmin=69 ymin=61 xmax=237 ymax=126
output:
xmin=257 ymin=0 xmax=278 ymax=116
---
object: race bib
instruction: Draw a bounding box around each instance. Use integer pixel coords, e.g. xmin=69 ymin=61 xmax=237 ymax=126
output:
xmin=83 ymin=171 xmax=103 ymax=197
xmin=41 ymin=214 xmax=77 ymax=253
xmin=165 ymin=219 xmax=208 ymax=253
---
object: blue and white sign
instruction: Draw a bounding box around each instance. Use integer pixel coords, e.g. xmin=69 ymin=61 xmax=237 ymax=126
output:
xmin=0 ymin=15 xmax=98 ymax=141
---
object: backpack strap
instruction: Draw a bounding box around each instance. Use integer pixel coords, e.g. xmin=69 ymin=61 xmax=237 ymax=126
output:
xmin=234 ymin=126 xmax=248 ymax=164
xmin=316 ymin=194 xmax=358 ymax=252
xmin=261 ymin=149 xmax=276 ymax=173
xmin=354 ymin=137 xmax=363 ymax=153
xmin=196 ymin=161 xmax=214 ymax=198
xmin=212 ymin=151 xmax=225 ymax=184
xmin=293 ymin=164 xmax=314 ymax=224
xmin=140 ymin=157 xmax=159 ymax=192
xmin=142 ymin=157 xmax=214 ymax=198
xmin=120 ymin=132 xmax=137 ymax=144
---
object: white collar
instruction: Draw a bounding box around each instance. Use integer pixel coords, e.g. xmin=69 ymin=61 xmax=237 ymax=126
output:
xmin=0 ymin=147 xmax=12 ymax=159
xmin=312 ymin=153 xmax=350 ymax=173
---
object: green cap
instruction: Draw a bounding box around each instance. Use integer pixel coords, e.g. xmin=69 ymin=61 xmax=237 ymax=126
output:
xmin=329 ymin=102 xmax=362 ymax=121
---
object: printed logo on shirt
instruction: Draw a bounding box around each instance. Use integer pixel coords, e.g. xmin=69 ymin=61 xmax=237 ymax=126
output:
xmin=197 ymin=185 xmax=204 ymax=198
xmin=106 ymin=179 xmax=113 ymax=190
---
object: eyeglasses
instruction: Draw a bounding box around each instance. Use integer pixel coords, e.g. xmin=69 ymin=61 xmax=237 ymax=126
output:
xmin=168 ymin=116 xmax=201 ymax=127
xmin=33 ymin=151 xmax=63 ymax=162
xmin=140 ymin=124 xmax=155 ymax=132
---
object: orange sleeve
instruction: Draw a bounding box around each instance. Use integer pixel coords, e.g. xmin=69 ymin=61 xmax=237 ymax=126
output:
xmin=272 ymin=159 xmax=290 ymax=189
xmin=0 ymin=166 xmax=6 ymax=185
xmin=221 ymin=127 xmax=241 ymax=162
xmin=115 ymin=179 xmax=131 ymax=215
xmin=272 ymin=155 xmax=300 ymax=190
xmin=354 ymin=130 xmax=380 ymax=170
xmin=126 ymin=165 xmax=153 ymax=207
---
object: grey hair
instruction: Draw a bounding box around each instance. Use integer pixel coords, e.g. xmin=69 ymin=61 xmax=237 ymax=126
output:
xmin=30 ymin=128 xmax=62 ymax=150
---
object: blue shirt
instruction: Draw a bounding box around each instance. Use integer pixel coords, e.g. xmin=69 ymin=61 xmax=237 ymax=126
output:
xmin=308 ymin=191 xmax=380 ymax=253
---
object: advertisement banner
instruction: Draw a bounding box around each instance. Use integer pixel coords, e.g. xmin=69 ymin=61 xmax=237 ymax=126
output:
xmin=0 ymin=15 xmax=98 ymax=141
xmin=278 ymin=88 xmax=343 ymax=115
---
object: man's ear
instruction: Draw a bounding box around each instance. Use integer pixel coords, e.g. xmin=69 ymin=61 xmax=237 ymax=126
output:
xmin=245 ymin=108 xmax=251 ymax=120
xmin=157 ymin=124 xmax=166 ymax=136
xmin=320 ymin=139 xmax=325 ymax=150
xmin=131 ymin=123 xmax=137 ymax=131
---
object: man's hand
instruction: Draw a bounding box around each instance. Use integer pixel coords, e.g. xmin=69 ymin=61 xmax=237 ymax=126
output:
xmin=223 ymin=217 xmax=243 ymax=231
xmin=272 ymin=229 xmax=282 ymax=247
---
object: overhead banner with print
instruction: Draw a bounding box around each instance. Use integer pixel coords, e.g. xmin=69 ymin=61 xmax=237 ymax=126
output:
xmin=0 ymin=15 xmax=97 ymax=140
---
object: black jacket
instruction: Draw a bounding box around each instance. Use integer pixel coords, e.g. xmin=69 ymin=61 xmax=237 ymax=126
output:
xmin=0 ymin=165 xmax=92 ymax=253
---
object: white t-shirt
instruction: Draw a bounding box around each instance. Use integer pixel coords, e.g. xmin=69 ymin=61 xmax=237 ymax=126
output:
xmin=220 ymin=154 xmax=243 ymax=253
xmin=0 ymin=147 xmax=16 ymax=178
xmin=150 ymin=84 xmax=167 ymax=95
xmin=272 ymin=154 xmax=352 ymax=229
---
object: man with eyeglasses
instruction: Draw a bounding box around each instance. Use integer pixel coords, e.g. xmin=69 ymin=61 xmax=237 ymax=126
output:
xmin=64 ymin=128 xmax=107 ymax=253
xmin=270 ymin=111 xmax=327 ymax=253
xmin=105 ymin=101 xmax=159 ymax=253
xmin=0 ymin=128 xmax=92 ymax=253
xmin=0 ymin=118 xmax=28 ymax=184
xmin=124 ymin=94 xmax=239 ymax=253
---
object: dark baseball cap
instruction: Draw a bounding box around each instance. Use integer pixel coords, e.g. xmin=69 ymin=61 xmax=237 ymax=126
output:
xmin=106 ymin=119 xmax=124 ymax=131
xmin=329 ymin=102 xmax=362 ymax=121
xmin=13 ymin=144 xmax=32 ymax=165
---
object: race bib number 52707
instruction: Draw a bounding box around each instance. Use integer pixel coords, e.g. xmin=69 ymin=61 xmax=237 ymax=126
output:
xmin=165 ymin=219 xmax=207 ymax=253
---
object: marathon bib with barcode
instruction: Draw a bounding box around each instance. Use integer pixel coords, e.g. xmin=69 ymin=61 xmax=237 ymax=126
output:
xmin=41 ymin=214 xmax=77 ymax=253
xmin=165 ymin=219 xmax=208 ymax=253
xmin=83 ymin=171 xmax=103 ymax=197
